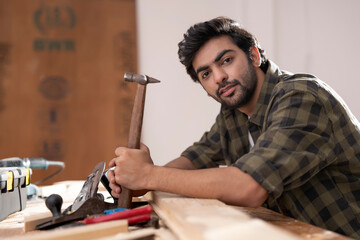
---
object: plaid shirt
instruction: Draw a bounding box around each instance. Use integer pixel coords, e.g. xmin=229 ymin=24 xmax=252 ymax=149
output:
xmin=181 ymin=60 xmax=360 ymax=238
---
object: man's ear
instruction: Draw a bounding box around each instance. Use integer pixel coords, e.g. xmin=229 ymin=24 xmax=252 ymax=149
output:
xmin=249 ymin=46 xmax=261 ymax=67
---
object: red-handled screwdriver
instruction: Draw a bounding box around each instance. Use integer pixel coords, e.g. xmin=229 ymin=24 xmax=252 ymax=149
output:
xmin=84 ymin=205 xmax=152 ymax=225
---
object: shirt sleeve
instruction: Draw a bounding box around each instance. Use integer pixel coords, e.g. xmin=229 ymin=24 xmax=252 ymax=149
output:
xmin=181 ymin=113 xmax=225 ymax=169
xmin=234 ymin=86 xmax=336 ymax=202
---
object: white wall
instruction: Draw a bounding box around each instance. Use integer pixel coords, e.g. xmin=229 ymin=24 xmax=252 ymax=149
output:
xmin=136 ymin=0 xmax=360 ymax=166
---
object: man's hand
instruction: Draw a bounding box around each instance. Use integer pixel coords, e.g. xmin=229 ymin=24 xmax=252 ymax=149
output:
xmin=107 ymin=168 xmax=121 ymax=198
xmin=108 ymin=143 xmax=154 ymax=198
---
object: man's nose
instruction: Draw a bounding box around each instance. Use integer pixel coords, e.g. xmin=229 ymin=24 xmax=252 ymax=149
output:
xmin=213 ymin=67 xmax=228 ymax=85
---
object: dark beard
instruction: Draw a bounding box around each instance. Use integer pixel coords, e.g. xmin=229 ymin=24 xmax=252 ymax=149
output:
xmin=216 ymin=66 xmax=257 ymax=110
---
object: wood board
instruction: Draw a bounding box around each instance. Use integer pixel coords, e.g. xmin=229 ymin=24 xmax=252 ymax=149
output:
xmin=5 ymin=219 xmax=128 ymax=240
xmin=0 ymin=0 xmax=137 ymax=184
xmin=237 ymin=206 xmax=352 ymax=240
xmin=145 ymin=191 xmax=302 ymax=240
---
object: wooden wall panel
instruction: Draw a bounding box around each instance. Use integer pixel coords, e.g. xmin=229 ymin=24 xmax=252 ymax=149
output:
xmin=0 ymin=0 xmax=137 ymax=184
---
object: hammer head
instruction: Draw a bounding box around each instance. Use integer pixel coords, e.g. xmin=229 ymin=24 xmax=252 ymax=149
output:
xmin=124 ymin=73 xmax=160 ymax=85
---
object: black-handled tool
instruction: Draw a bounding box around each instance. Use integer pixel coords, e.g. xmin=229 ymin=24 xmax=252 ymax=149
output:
xmin=101 ymin=168 xmax=118 ymax=204
xmin=36 ymin=162 xmax=117 ymax=230
xmin=45 ymin=194 xmax=63 ymax=219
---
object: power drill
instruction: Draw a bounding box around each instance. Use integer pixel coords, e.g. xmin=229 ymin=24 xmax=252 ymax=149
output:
xmin=0 ymin=157 xmax=65 ymax=199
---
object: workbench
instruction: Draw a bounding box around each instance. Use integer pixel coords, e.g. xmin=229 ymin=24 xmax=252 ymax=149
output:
xmin=0 ymin=181 xmax=353 ymax=240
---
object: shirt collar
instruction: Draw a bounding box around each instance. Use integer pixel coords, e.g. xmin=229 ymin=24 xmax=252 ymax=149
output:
xmin=249 ymin=60 xmax=283 ymax=126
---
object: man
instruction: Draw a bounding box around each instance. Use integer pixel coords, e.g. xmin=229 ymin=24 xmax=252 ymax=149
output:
xmin=108 ymin=17 xmax=360 ymax=238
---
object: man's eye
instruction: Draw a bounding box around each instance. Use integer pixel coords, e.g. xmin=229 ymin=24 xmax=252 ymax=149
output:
xmin=202 ymin=71 xmax=210 ymax=79
xmin=223 ymin=57 xmax=232 ymax=64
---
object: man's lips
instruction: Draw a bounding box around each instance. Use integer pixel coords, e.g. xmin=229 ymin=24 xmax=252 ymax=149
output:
xmin=219 ymin=84 xmax=236 ymax=97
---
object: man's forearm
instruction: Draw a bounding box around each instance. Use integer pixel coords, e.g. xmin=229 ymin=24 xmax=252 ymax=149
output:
xmin=145 ymin=165 xmax=268 ymax=207
xmin=164 ymin=156 xmax=196 ymax=169
xmin=131 ymin=156 xmax=195 ymax=196
xmin=111 ymin=149 xmax=267 ymax=206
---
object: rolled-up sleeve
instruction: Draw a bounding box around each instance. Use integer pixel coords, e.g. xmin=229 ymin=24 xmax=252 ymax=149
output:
xmin=181 ymin=114 xmax=225 ymax=169
xmin=234 ymin=87 xmax=336 ymax=202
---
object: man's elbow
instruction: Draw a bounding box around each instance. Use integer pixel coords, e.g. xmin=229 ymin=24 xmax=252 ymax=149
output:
xmin=221 ymin=180 xmax=268 ymax=207
xmin=242 ymin=184 xmax=268 ymax=207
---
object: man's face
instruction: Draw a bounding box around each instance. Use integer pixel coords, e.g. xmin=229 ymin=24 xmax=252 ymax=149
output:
xmin=192 ymin=35 xmax=258 ymax=109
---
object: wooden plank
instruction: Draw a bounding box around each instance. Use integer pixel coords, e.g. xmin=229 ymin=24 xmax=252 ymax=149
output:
xmin=0 ymin=0 xmax=137 ymax=185
xmin=5 ymin=219 xmax=128 ymax=240
xmin=237 ymin=206 xmax=352 ymax=240
xmin=96 ymin=227 xmax=178 ymax=240
xmin=24 ymin=212 xmax=52 ymax=232
xmin=23 ymin=202 xmax=73 ymax=232
xmin=146 ymin=191 xmax=301 ymax=240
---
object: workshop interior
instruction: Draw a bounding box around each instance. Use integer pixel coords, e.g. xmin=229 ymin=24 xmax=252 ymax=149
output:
xmin=0 ymin=0 xmax=359 ymax=239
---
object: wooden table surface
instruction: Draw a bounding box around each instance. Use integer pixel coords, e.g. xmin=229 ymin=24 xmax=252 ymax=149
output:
xmin=0 ymin=182 xmax=354 ymax=240
xmin=237 ymin=206 xmax=352 ymax=240
xmin=147 ymin=191 xmax=353 ymax=240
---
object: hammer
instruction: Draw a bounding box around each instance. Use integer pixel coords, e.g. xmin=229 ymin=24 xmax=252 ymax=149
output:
xmin=117 ymin=72 xmax=160 ymax=209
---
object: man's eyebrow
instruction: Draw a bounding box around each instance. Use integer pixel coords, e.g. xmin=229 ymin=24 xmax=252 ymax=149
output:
xmin=195 ymin=49 xmax=235 ymax=75
xmin=214 ymin=49 xmax=234 ymax=62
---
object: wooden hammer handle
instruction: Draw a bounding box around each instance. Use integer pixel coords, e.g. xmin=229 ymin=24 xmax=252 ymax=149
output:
xmin=117 ymin=84 xmax=147 ymax=209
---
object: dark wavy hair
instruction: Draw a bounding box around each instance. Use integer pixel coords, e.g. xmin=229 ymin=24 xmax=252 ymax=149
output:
xmin=178 ymin=17 xmax=267 ymax=82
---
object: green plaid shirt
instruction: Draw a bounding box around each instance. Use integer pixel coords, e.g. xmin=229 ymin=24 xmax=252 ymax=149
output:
xmin=181 ymin=60 xmax=360 ymax=238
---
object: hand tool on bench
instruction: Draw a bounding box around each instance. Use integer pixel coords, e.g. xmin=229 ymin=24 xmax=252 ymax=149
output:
xmin=114 ymin=72 xmax=160 ymax=209
xmin=84 ymin=205 xmax=153 ymax=225
xmin=36 ymin=162 xmax=117 ymax=230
